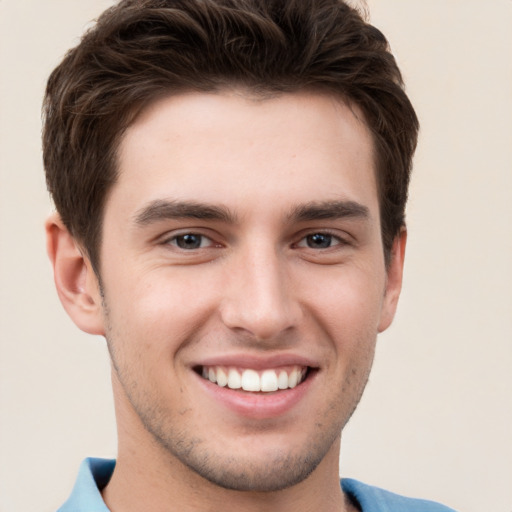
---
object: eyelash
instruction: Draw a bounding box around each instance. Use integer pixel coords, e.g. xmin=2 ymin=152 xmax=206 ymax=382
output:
xmin=164 ymin=232 xmax=218 ymax=250
xmin=294 ymin=231 xmax=347 ymax=250
xmin=162 ymin=230 xmax=348 ymax=252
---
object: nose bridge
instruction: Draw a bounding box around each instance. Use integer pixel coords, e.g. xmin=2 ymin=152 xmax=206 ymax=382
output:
xmin=220 ymin=239 xmax=300 ymax=340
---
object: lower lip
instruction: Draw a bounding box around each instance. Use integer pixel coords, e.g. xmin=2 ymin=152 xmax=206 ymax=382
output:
xmin=195 ymin=371 xmax=316 ymax=420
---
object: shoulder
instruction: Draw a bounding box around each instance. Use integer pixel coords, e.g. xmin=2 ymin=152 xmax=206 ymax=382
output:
xmin=341 ymin=478 xmax=458 ymax=512
xmin=57 ymin=458 xmax=115 ymax=512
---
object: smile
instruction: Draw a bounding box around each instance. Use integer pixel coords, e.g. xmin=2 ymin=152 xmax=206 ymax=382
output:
xmin=199 ymin=365 xmax=308 ymax=393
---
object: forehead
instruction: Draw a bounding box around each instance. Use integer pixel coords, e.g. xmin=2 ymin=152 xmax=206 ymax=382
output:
xmin=111 ymin=90 xmax=378 ymax=220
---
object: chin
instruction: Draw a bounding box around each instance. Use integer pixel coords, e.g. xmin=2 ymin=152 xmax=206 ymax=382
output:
xmin=176 ymin=447 xmax=326 ymax=492
xmin=144 ymin=418 xmax=343 ymax=493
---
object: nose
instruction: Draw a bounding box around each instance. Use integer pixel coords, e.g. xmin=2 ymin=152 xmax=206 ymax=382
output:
xmin=219 ymin=244 xmax=302 ymax=342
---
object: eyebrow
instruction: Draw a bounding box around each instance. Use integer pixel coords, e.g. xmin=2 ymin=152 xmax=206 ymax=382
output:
xmin=133 ymin=199 xmax=237 ymax=226
xmin=288 ymin=200 xmax=370 ymax=223
xmin=133 ymin=198 xmax=369 ymax=227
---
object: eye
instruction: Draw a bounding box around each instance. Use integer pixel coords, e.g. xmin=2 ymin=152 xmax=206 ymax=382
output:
xmin=297 ymin=233 xmax=341 ymax=249
xmin=168 ymin=233 xmax=213 ymax=250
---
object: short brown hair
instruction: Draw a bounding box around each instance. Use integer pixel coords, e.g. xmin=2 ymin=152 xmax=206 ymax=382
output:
xmin=43 ymin=0 xmax=419 ymax=272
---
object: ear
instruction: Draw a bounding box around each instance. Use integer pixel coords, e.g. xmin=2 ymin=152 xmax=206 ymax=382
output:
xmin=45 ymin=213 xmax=105 ymax=335
xmin=378 ymin=228 xmax=407 ymax=333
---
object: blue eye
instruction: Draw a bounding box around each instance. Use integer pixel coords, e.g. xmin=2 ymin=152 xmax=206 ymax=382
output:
xmin=172 ymin=234 xmax=208 ymax=250
xmin=295 ymin=232 xmax=347 ymax=250
xmin=296 ymin=232 xmax=344 ymax=249
xmin=305 ymin=233 xmax=333 ymax=249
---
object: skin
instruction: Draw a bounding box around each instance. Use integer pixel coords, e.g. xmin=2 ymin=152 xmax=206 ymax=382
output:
xmin=47 ymin=91 xmax=406 ymax=512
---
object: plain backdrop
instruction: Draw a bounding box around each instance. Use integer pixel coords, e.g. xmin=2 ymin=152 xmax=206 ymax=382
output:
xmin=1 ymin=1 xmax=511 ymax=511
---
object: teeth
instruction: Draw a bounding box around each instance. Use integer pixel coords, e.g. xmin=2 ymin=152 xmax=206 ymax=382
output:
xmin=228 ymin=368 xmax=242 ymax=389
xmin=216 ymin=367 xmax=228 ymax=387
xmin=288 ymin=368 xmax=298 ymax=388
xmin=200 ymin=365 xmax=308 ymax=393
xmin=277 ymin=370 xmax=288 ymax=390
xmin=241 ymin=369 xmax=260 ymax=392
xmin=260 ymin=370 xmax=278 ymax=392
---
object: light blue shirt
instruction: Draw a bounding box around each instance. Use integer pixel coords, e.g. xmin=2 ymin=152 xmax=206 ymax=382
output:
xmin=58 ymin=458 xmax=458 ymax=511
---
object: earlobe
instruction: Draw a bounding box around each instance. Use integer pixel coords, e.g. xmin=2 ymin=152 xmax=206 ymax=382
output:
xmin=45 ymin=213 xmax=105 ymax=336
xmin=378 ymin=228 xmax=407 ymax=333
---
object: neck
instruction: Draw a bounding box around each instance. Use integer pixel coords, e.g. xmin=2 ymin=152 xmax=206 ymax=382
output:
xmin=103 ymin=454 xmax=354 ymax=512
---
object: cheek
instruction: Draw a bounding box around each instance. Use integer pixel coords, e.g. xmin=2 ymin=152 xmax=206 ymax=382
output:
xmin=303 ymin=263 xmax=386 ymax=339
xmin=103 ymin=267 xmax=220 ymax=355
xmin=101 ymin=282 xmax=191 ymax=406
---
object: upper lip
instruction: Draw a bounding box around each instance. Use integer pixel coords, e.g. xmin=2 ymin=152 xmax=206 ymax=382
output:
xmin=190 ymin=353 xmax=320 ymax=371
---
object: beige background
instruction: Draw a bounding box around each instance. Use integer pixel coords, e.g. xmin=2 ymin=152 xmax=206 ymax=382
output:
xmin=1 ymin=1 xmax=511 ymax=511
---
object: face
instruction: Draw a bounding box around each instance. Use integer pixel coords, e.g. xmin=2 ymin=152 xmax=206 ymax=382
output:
xmin=95 ymin=91 xmax=403 ymax=491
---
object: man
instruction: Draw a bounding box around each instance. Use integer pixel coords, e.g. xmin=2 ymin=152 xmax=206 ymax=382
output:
xmin=43 ymin=0 xmax=456 ymax=510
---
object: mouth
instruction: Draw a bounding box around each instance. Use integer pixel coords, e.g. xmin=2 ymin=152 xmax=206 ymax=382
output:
xmin=194 ymin=365 xmax=312 ymax=393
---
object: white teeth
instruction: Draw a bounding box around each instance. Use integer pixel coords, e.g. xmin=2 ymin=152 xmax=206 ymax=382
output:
xmin=201 ymin=365 xmax=308 ymax=393
xmin=241 ymin=369 xmax=260 ymax=392
xmin=288 ymin=368 xmax=299 ymax=388
xmin=260 ymin=370 xmax=278 ymax=392
xmin=227 ymin=368 xmax=242 ymax=389
xmin=277 ymin=370 xmax=288 ymax=390
xmin=216 ymin=367 xmax=228 ymax=387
